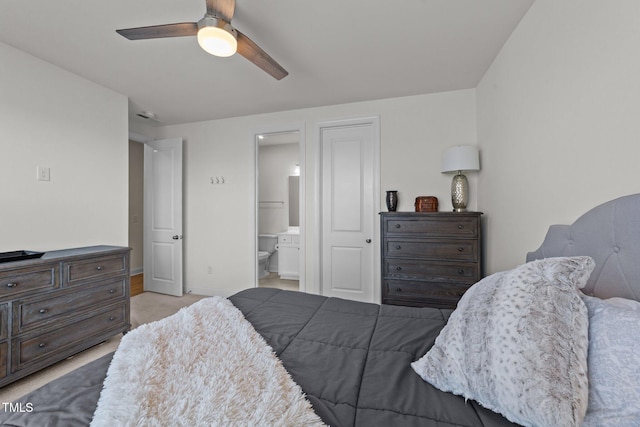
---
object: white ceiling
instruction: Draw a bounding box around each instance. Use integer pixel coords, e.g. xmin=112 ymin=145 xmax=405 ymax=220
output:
xmin=0 ymin=0 xmax=533 ymax=127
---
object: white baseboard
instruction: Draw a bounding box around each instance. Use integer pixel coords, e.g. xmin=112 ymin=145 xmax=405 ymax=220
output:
xmin=185 ymin=284 xmax=255 ymax=297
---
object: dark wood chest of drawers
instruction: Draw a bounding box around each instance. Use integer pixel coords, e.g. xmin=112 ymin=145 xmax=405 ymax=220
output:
xmin=0 ymin=245 xmax=130 ymax=387
xmin=380 ymin=212 xmax=482 ymax=309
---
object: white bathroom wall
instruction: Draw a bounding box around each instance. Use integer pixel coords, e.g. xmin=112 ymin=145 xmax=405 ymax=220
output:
xmin=258 ymin=142 xmax=299 ymax=235
xmin=477 ymin=0 xmax=640 ymax=273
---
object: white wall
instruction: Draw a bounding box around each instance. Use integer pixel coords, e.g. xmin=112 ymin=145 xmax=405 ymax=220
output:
xmin=258 ymin=142 xmax=299 ymax=235
xmin=477 ymin=0 xmax=640 ymax=274
xmin=156 ymin=89 xmax=477 ymax=297
xmin=0 ymin=42 xmax=129 ymax=252
xmin=4 ymin=0 xmax=635 ymax=294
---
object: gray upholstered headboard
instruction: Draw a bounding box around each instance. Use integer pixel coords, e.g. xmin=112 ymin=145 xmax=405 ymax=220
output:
xmin=527 ymin=193 xmax=640 ymax=301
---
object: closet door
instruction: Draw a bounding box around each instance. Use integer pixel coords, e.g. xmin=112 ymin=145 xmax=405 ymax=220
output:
xmin=319 ymin=119 xmax=379 ymax=303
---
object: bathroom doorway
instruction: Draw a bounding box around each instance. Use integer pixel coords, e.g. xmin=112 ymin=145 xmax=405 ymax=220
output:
xmin=254 ymin=129 xmax=304 ymax=292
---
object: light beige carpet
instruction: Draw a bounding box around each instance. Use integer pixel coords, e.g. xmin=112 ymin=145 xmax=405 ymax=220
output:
xmin=0 ymin=291 xmax=207 ymax=403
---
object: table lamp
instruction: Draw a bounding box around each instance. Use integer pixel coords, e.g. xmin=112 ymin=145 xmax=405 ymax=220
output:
xmin=441 ymin=145 xmax=480 ymax=212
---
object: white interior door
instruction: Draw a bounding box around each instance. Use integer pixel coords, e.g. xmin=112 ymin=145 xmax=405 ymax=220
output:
xmin=144 ymin=138 xmax=183 ymax=296
xmin=320 ymin=121 xmax=378 ymax=302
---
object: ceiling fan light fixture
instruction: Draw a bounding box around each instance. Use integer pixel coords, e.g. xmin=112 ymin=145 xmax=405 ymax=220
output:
xmin=197 ymin=17 xmax=237 ymax=57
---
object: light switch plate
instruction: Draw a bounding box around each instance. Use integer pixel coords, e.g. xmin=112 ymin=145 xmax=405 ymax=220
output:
xmin=37 ymin=166 xmax=50 ymax=181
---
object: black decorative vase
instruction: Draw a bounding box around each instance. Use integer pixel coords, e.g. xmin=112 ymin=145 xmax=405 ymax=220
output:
xmin=386 ymin=190 xmax=398 ymax=212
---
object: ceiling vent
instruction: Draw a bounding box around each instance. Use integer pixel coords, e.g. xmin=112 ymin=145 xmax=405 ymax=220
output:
xmin=136 ymin=111 xmax=157 ymax=120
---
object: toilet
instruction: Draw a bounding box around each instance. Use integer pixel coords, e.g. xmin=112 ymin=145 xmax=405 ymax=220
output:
xmin=258 ymin=234 xmax=278 ymax=279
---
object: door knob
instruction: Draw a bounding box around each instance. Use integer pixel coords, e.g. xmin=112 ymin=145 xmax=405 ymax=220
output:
xmin=365 ymin=239 xmax=372 ymax=243
xmin=172 ymin=235 xmax=183 ymax=240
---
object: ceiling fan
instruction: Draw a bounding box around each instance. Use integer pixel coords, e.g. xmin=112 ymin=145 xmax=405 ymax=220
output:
xmin=116 ymin=0 xmax=288 ymax=80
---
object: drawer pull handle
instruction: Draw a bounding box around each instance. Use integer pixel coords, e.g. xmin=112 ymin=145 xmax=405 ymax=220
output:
xmin=458 ymin=269 xmax=465 ymax=274
xmin=6 ymin=282 xmax=17 ymax=288
xmin=109 ymin=289 xmax=116 ymax=294
xmin=109 ymin=316 xmax=116 ymax=321
xmin=458 ymin=224 xmax=464 ymax=229
xmin=38 ymin=343 xmax=46 ymax=348
xmin=396 ymin=287 xmax=402 ymax=292
xmin=395 ymin=224 xmax=401 ymax=228
xmin=458 ymin=247 xmax=464 ymax=252
xmin=395 ymin=245 xmax=401 ymax=250
xmin=39 ymin=308 xmax=48 ymax=314
xmin=96 ymin=266 xmax=103 ymax=271
xmin=395 ymin=266 xmax=402 ymax=271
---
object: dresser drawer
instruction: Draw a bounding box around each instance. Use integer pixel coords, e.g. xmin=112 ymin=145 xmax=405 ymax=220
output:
xmin=0 ymin=342 xmax=7 ymax=379
xmin=384 ymin=259 xmax=478 ymax=283
xmin=0 ymin=304 xmax=7 ymax=341
xmin=278 ymin=234 xmax=300 ymax=244
xmin=385 ymin=239 xmax=478 ymax=261
xmin=383 ymin=280 xmax=470 ymax=307
xmin=0 ymin=264 xmax=59 ymax=298
xmin=383 ymin=216 xmax=478 ymax=237
xmin=13 ymin=277 xmax=127 ymax=334
xmin=13 ymin=303 xmax=127 ymax=371
xmin=64 ymin=254 xmax=127 ymax=285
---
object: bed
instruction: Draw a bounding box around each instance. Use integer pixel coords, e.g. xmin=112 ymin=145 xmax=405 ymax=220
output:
xmin=1 ymin=194 xmax=639 ymax=426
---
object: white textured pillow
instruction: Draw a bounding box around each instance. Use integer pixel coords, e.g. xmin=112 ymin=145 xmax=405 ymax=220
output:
xmin=581 ymin=294 xmax=640 ymax=427
xmin=412 ymin=256 xmax=594 ymax=427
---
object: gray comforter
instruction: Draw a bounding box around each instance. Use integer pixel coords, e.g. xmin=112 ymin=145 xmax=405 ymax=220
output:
xmin=0 ymin=288 xmax=517 ymax=426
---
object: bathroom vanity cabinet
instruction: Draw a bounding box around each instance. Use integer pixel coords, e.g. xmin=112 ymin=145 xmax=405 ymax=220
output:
xmin=277 ymin=231 xmax=299 ymax=280
xmin=0 ymin=245 xmax=130 ymax=387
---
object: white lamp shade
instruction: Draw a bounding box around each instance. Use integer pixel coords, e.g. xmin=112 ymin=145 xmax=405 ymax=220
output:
xmin=197 ymin=26 xmax=237 ymax=57
xmin=441 ymin=145 xmax=480 ymax=173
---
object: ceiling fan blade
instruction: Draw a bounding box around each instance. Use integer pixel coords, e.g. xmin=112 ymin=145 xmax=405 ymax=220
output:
xmin=206 ymin=0 xmax=235 ymax=22
xmin=116 ymin=23 xmax=198 ymax=40
xmin=236 ymin=31 xmax=288 ymax=80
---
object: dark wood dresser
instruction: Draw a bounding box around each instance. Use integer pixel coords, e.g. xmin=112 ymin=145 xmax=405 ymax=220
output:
xmin=380 ymin=212 xmax=482 ymax=309
xmin=0 ymin=245 xmax=130 ymax=387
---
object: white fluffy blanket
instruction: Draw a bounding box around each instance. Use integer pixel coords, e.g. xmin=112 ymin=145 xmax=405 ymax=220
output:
xmin=91 ymin=297 xmax=325 ymax=427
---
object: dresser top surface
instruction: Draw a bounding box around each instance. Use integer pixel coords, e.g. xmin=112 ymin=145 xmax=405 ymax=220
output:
xmin=0 ymin=245 xmax=130 ymax=269
xmin=379 ymin=211 xmax=482 ymax=216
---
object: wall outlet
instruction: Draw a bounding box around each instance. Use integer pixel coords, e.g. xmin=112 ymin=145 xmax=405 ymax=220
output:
xmin=207 ymin=265 xmax=213 ymax=274
xmin=37 ymin=166 xmax=50 ymax=181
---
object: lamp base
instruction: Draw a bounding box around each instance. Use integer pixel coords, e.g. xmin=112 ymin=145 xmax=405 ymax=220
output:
xmin=451 ymin=172 xmax=469 ymax=212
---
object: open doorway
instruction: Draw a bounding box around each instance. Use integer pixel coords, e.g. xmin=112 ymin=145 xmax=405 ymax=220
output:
xmin=254 ymin=130 xmax=305 ymax=292
xmin=128 ymin=137 xmax=184 ymax=297
xmin=129 ymin=140 xmax=144 ymax=295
